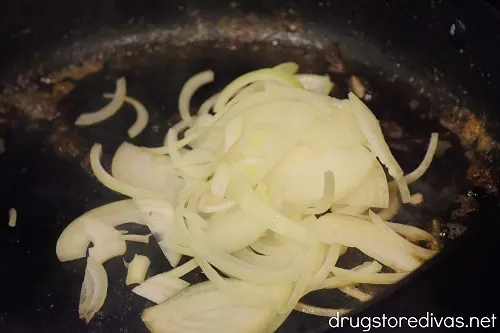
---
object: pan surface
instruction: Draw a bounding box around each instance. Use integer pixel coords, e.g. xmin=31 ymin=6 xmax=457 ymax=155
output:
xmin=1 ymin=1 xmax=499 ymax=332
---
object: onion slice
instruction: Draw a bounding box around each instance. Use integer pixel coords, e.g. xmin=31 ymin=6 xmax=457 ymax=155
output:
xmin=75 ymin=77 xmax=126 ymax=126
xmin=179 ymin=70 xmax=214 ymax=125
xmin=8 ymin=208 xmax=17 ymax=227
xmin=347 ymin=92 xmax=410 ymax=203
xmin=79 ymin=257 xmax=108 ymax=323
xmin=103 ymin=94 xmax=149 ymax=138
xmin=404 ymin=133 xmax=439 ymax=184
xmin=126 ymin=255 xmax=151 ymax=286
xmin=90 ymin=143 xmax=169 ymax=199
xmin=56 ymin=200 xmax=143 ymax=262
xmin=294 ymin=303 xmax=350 ymax=317
xmin=295 ymin=74 xmax=334 ymax=95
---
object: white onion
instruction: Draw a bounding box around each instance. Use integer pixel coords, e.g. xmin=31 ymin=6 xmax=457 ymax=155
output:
xmin=8 ymin=208 xmax=17 ymax=227
xmin=56 ymin=200 xmax=142 ymax=262
xmin=274 ymin=62 xmax=299 ymax=74
xmin=142 ymin=280 xmax=291 ymax=333
xmin=75 ymin=77 xmax=126 ymax=126
xmin=341 ymin=286 xmax=372 ymax=302
xmin=56 ymin=64 xmax=441 ymax=332
xmin=126 ymin=254 xmax=151 ymax=285
xmin=312 ymin=214 xmax=421 ymax=272
xmin=330 ymin=267 xmax=407 ymax=284
xmin=179 ymin=70 xmax=214 ymax=125
xmin=347 ymin=92 xmax=411 ymax=203
xmin=79 ymin=257 xmax=108 ymax=323
xmin=133 ymin=275 xmax=189 ymax=304
xmin=404 ymin=133 xmax=439 ymax=184
xmin=103 ymin=94 xmax=149 ymax=138
xmin=121 ymin=234 xmax=151 ymax=243
xmin=296 ymin=74 xmax=334 ymax=95
xmin=294 ymin=303 xmax=350 ymax=317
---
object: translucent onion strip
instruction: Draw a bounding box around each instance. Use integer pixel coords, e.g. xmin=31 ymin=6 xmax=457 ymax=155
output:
xmin=90 ymin=144 xmax=168 ymax=199
xmin=341 ymin=286 xmax=372 ymax=302
xmin=179 ymin=70 xmax=214 ymax=125
xmin=8 ymin=208 xmax=17 ymax=227
xmin=304 ymin=171 xmax=335 ymax=215
xmin=121 ymin=234 xmax=151 ymax=243
xmin=75 ymin=77 xmax=127 ymax=126
xmin=294 ymin=303 xmax=350 ymax=317
xmin=369 ymin=210 xmax=436 ymax=260
xmin=347 ymin=92 xmax=410 ymax=203
xmin=79 ymin=257 xmax=108 ymax=323
xmin=126 ymin=254 xmax=151 ymax=285
xmin=331 ymin=267 xmax=407 ymax=284
xmin=319 ymin=261 xmax=382 ymax=290
xmin=133 ymin=275 xmax=190 ymax=304
xmin=103 ymin=94 xmax=149 ymax=138
xmin=274 ymin=62 xmax=300 ymax=74
xmin=404 ymin=133 xmax=439 ymax=184
xmin=385 ymin=221 xmax=436 ymax=242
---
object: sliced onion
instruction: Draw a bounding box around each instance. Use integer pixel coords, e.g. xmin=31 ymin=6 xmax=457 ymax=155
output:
xmin=408 ymin=192 xmax=424 ymax=205
xmin=341 ymin=286 xmax=372 ymax=302
xmin=377 ymin=187 xmax=401 ymax=220
xmin=331 ymin=267 xmax=407 ymax=284
xmin=226 ymin=171 xmax=313 ymax=245
xmin=133 ymin=275 xmax=189 ymax=304
xmin=79 ymin=257 xmax=108 ymax=323
xmin=274 ymin=62 xmax=300 ymax=74
xmin=303 ymin=171 xmax=335 ymax=215
xmin=112 ymin=143 xmax=183 ymax=201
xmin=91 ymin=143 xmax=171 ymax=199
xmin=198 ymin=193 xmax=235 ymax=213
xmin=331 ymin=204 xmax=369 ymax=216
xmin=319 ymin=261 xmax=382 ymax=290
xmin=312 ymin=214 xmax=421 ymax=272
xmin=56 ymin=200 xmax=142 ymax=262
xmin=198 ymin=93 xmax=219 ymax=116
xmin=8 ymin=208 xmax=17 ymax=227
xmin=404 ymin=133 xmax=439 ymax=184
xmin=385 ymin=221 xmax=436 ymax=242
xmin=182 ymin=211 xmax=298 ymax=284
xmin=121 ymin=234 xmax=151 ymax=243
xmin=134 ymin=199 xmax=182 ymax=267
xmin=142 ymin=280 xmax=291 ymax=333
xmin=347 ymin=92 xmax=410 ymax=203
xmin=213 ymin=68 xmax=302 ymax=115
xmin=306 ymin=243 xmax=342 ymax=292
xmin=126 ymin=254 xmax=151 ymax=285
xmin=224 ymin=116 xmax=243 ymax=152
xmin=294 ymin=302 xmax=350 ymax=317
xmin=83 ymin=220 xmax=127 ymax=263
xmin=103 ymin=94 xmax=149 ymax=138
xmin=179 ymin=70 xmax=214 ymax=125
xmin=295 ymin=74 xmax=334 ymax=95
xmin=75 ymin=77 xmax=126 ymax=126
xmin=337 ymin=159 xmax=389 ymax=208
xmin=369 ymin=210 xmax=436 ymax=260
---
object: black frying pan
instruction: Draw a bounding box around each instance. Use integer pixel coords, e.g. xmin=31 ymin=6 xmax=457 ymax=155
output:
xmin=1 ymin=0 xmax=499 ymax=332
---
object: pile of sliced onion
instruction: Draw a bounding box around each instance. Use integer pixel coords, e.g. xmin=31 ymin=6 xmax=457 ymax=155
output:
xmin=57 ymin=63 xmax=440 ymax=332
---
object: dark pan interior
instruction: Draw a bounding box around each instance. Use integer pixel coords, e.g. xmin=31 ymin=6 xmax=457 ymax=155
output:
xmin=1 ymin=1 xmax=499 ymax=333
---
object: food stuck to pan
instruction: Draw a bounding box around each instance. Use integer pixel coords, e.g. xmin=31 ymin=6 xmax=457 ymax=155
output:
xmin=55 ymin=62 xmax=440 ymax=333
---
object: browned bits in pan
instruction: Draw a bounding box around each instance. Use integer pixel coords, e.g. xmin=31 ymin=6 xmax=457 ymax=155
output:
xmin=43 ymin=59 xmax=104 ymax=84
xmin=326 ymin=43 xmax=346 ymax=74
xmin=439 ymin=106 xmax=495 ymax=153
xmin=466 ymin=162 xmax=499 ymax=193
xmin=451 ymin=194 xmax=480 ymax=220
xmin=380 ymin=121 xmax=404 ymax=139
